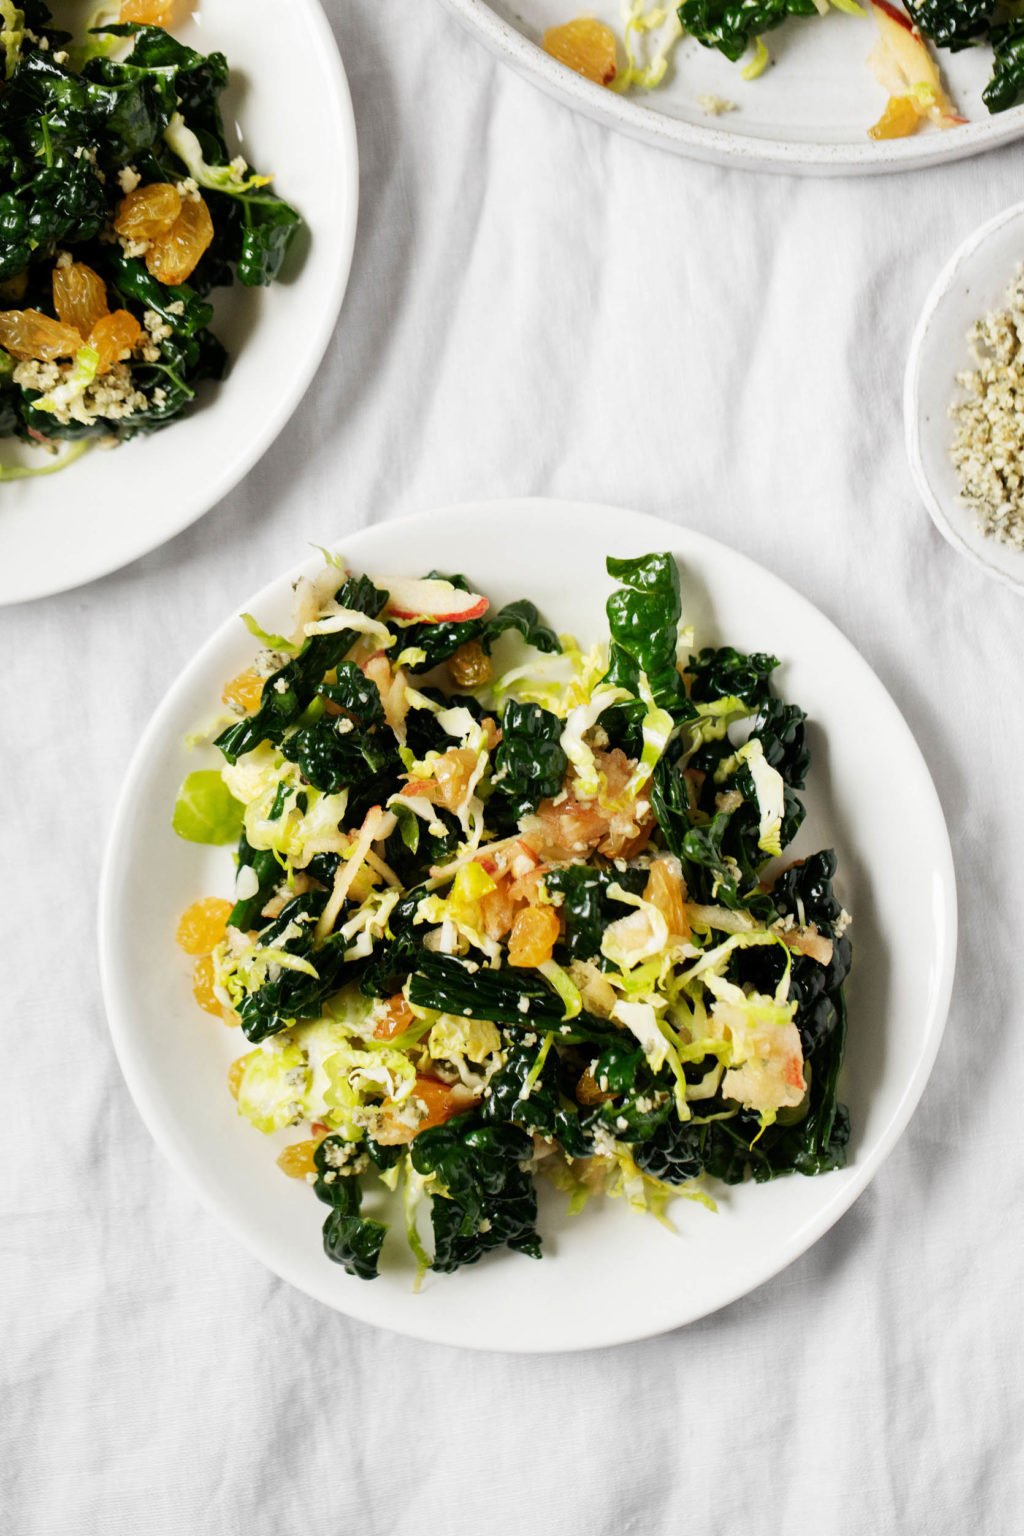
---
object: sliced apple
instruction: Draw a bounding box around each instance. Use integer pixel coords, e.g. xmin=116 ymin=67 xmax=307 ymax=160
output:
xmin=868 ymin=1 xmax=965 ymax=133
xmin=376 ymin=575 xmax=489 ymax=624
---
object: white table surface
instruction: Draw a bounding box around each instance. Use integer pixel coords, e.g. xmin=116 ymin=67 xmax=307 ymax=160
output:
xmin=4 ymin=3 xmax=1023 ymax=1531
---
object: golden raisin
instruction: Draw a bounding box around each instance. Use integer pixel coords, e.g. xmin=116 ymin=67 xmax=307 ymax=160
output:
xmin=277 ymin=1139 xmax=323 ymax=1179
xmin=146 ymin=195 xmax=214 ymax=285
xmin=576 ymin=1066 xmax=613 ymax=1106
xmin=543 ymin=19 xmax=618 ymax=86
xmin=448 ymin=641 xmax=492 ymax=690
xmin=0 ymin=271 xmax=28 ymax=305
xmin=433 ymin=747 xmax=478 ymax=811
xmin=644 ymin=857 xmax=690 ymax=941
xmin=114 ymin=182 xmax=182 ymax=241
xmin=227 ymin=1057 xmax=246 ymax=1100
xmin=192 ymin=955 xmax=224 ymax=1018
xmin=868 ymin=95 xmax=921 ymax=141
xmin=0 ymin=309 xmax=82 ymax=361
xmin=176 ymin=897 xmax=233 ymax=956
xmin=52 ymin=262 xmax=109 ymax=337
xmin=88 ymin=309 xmax=142 ymax=375
xmin=120 ymin=0 xmax=176 ymax=21
xmin=373 ymin=994 xmax=415 ymax=1041
xmin=508 ymin=904 xmax=560 ymax=967
xmin=222 ymin=668 xmax=265 ymax=715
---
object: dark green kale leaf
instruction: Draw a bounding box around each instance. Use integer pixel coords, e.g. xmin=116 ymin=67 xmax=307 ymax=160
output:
xmin=984 ymin=20 xmax=1024 ymax=112
xmin=487 ymin=700 xmax=567 ymax=832
xmin=313 ymin=1138 xmax=387 ymax=1281
xmin=479 ymin=1042 xmax=596 ymax=1158
xmin=542 ymin=863 xmax=647 ymax=961
xmin=227 ymin=832 xmax=279 ymax=931
xmin=234 ymin=893 xmax=355 ymax=1043
xmin=102 ymin=248 xmax=215 ymax=334
xmin=407 ymin=952 xmax=615 ymax=1042
xmin=282 ymin=662 xmax=399 ymax=796
xmin=216 ymin=576 xmax=388 ymax=762
xmin=411 ymin=1117 xmax=541 ymax=1273
xmin=632 ymin=1112 xmax=707 ymax=1184
xmin=751 ymin=696 xmax=809 ymax=789
xmin=687 ymin=644 xmax=779 ymax=708
xmin=677 ymin=0 xmax=819 ymax=62
xmin=603 ymin=552 xmax=691 ymax=714
xmin=905 ymin=0 xmax=992 ymax=49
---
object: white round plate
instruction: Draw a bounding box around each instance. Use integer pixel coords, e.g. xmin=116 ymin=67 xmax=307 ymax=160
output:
xmin=99 ymin=500 xmax=957 ymax=1352
xmin=906 ymin=202 xmax=1024 ymax=595
xmin=441 ymin=0 xmax=1024 ymax=174
xmin=0 ymin=0 xmax=358 ymax=606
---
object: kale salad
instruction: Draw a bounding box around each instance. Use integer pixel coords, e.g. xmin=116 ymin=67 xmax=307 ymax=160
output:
xmin=174 ymin=551 xmax=853 ymax=1284
xmin=0 ymin=2 xmax=300 ymax=475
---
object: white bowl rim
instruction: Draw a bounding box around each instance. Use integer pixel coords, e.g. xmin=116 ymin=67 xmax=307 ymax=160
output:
xmin=440 ymin=0 xmax=1024 ymax=176
xmin=905 ymin=199 xmax=1024 ymax=596
xmin=98 ymin=498 xmax=959 ymax=1351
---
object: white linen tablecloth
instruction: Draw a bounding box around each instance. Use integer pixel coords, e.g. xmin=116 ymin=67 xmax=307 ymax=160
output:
xmin=4 ymin=3 xmax=1023 ymax=1531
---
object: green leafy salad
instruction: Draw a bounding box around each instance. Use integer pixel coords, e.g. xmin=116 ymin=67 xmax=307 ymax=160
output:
xmin=174 ymin=551 xmax=853 ymax=1284
xmin=0 ymin=3 xmax=300 ymax=476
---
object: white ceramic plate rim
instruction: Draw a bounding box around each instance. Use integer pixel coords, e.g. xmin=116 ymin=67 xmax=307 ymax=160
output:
xmin=3 ymin=0 xmax=358 ymax=607
xmin=440 ymin=0 xmax=1024 ymax=174
xmin=905 ymin=200 xmax=1024 ymax=595
xmin=98 ymin=500 xmax=957 ymax=1351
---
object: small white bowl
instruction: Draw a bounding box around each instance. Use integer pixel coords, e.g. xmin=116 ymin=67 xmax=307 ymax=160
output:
xmin=905 ymin=202 xmax=1024 ymax=595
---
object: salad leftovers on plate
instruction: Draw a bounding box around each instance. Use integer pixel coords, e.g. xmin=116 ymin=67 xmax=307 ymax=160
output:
xmin=0 ymin=2 xmax=300 ymax=479
xmin=543 ymin=0 xmax=1021 ymax=140
xmin=173 ymin=550 xmax=853 ymax=1283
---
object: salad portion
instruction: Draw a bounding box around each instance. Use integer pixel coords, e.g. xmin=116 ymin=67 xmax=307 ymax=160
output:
xmin=174 ymin=551 xmax=852 ymax=1284
xmin=0 ymin=2 xmax=300 ymax=476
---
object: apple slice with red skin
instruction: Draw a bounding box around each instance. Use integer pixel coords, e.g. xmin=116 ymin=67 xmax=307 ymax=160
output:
xmin=376 ymin=575 xmax=490 ymax=624
xmin=869 ymin=1 xmax=965 ymax=131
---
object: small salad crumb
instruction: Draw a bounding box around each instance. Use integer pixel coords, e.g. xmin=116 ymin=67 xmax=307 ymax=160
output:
xmin=949 ymin=264 xmax=1024 ymax=552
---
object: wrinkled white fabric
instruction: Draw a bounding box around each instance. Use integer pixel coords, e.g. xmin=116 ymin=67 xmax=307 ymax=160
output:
xmin=4 ymin=2 xmax=1023 ymax=1532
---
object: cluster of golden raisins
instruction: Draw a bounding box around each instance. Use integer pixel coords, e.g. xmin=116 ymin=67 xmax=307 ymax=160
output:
xmin=114 ymin=182 xmax=214 ymax=285
xmin=176 ymin=897 xmax=235 ymax=1021
xmin=0 ymin=262 xmax=141 ymax=374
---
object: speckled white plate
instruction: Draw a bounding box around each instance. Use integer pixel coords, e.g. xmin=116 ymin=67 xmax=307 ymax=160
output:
xmin=440 ymin=0 xmax=1024 ymax=174
xmin=0 ymin=0 xmax=357 ymax=606
xmin=906 ymin=202 xmax=1024 ymax=594
xmin=99 ymin=500 xmax=957 ymax=1351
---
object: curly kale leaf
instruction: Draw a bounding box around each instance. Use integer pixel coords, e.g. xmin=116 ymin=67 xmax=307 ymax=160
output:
xmin=487 ymin=700 xmax=567 ymax=831
xmin=312 ymin=1139 xmax=387 ymax=1281
xmin=751 ymin=696 xmax=809 ymax=789
xmin=678 ymin=0 xmax=819 ymax=62
xmin=279 ymin=663 xmax=399 ymax=796
xmin=687 ymin=644 xmax=779 ymax=709
xmin=905 ymin=0 xmax=993 ymax=49
xmin=479 ymin=1042 xmax=596 ymax=1158
xmin=215 ymin=575 xmax=388 ymax=762
xmin=411 ymin=1117 xmax=541 ymax=1273
xmin=234 ymin=893 xmax=354 ymax=1043
xmin=603 ymin=552 xmax=691 ymax=714
xmin=984 ymin=20 xmax=1024 ymax=112
xmin=542 ymin=863 xmax=647 ymax=961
